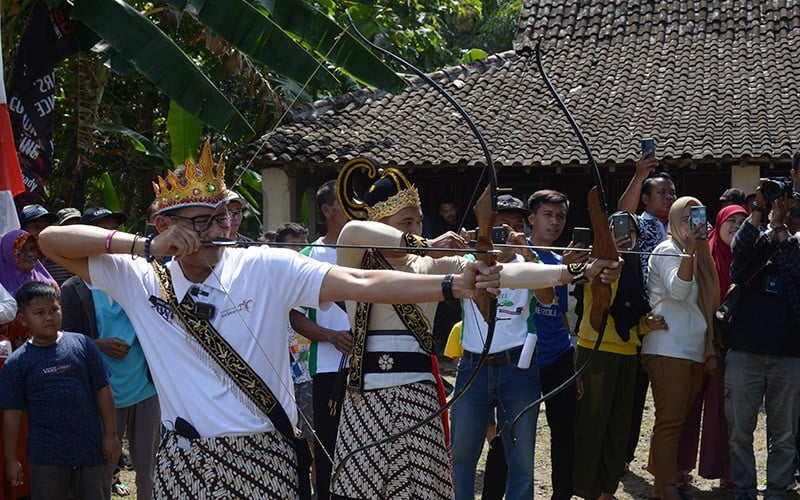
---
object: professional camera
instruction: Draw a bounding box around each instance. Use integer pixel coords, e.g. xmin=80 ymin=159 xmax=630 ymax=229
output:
xmin=762 ymin=176 xmax=794 ymax=201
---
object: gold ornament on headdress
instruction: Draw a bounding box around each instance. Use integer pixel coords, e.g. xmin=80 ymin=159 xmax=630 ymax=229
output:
xmin=152 ymin=139 xmax=228 ymax=214
xmin=336 ymin=157 xmax=420 ymax=221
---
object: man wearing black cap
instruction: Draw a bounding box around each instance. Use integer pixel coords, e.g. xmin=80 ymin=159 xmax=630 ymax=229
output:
xmin=19 ymin=203 xmax=58 ymax=237
xmin=451 ymin=194 xmax=564 ymax=500
xmin=60 ymin=207 xmax=160 ymax=500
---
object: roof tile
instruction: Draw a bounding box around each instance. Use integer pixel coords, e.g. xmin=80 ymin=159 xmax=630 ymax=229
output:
xmin=248 ymin=0 xmax=800 ymax=169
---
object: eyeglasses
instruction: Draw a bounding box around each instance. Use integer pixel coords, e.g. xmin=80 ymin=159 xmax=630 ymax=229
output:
xmin=168 ymin=212 xmax=232 ymax=233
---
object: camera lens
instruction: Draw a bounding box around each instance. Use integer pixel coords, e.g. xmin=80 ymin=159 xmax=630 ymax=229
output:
xmin=763 ymin=179 xmax=786 ymax=201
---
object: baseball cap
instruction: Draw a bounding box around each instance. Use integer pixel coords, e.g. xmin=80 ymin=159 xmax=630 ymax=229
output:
xmin=19 ymin=204 xmax=58 ymax=228
xmin=56 ymin=207 xmax=81 ymax=226
xmin=80 ymin=207 xmax=128 ymax=226
xmin=496 ymin=195 xmax=531 ymax=216
xmin=226 ymin=190 xmax=245 ymax=203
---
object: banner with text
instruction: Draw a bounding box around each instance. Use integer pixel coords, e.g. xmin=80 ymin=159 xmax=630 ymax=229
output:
xmin=8 ymin=0 xmax=78 ymax=202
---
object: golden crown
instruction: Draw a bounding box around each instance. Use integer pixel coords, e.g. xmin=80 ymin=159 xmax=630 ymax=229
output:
xmin=152 ymin=139 xmax=228 ymax=214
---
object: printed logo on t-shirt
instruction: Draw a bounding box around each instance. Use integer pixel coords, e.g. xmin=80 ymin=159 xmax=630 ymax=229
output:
xmin=498 ymin=305 xmax=524 ymax=316
xmin=221 ymin=298 xmax=255 ymax=318
xmin=535 ymin=294 xmax=561 ymax=318
xmin=150 ymin=300 xmax=174 ymax=323
xmin=42 ymin=363 xmax=73 ymax=375
xmin=497 ymin=295 xmax=524 ymax=316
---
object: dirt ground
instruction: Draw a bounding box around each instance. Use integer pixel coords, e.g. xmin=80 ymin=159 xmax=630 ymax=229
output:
xmin=113 ymin=361 xmax=787 ymax=500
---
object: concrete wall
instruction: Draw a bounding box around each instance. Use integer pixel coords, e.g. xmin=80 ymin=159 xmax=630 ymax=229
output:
xmin=261 ymin=168 xmax=293 ymax=231
xmin=730 ymin=164 xmax=761 ymax=194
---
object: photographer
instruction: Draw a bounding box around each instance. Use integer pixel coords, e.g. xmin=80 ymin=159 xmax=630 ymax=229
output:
xmin=726 ymin=172 xmax=800 ymax=499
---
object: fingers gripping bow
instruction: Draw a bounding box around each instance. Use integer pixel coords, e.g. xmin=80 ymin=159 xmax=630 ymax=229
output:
xmin=511 ymin=39 xmax=618 ymax=439
xmin=331 ymin=11 xmax=500 ymax=483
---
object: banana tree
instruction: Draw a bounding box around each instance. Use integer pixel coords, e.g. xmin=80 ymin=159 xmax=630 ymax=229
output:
xmin=39 ymin=0 xmax=407 ymax=141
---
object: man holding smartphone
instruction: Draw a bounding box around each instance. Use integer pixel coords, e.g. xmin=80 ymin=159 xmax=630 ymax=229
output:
xmin=616 ymin=145 xmax=676 ymax=467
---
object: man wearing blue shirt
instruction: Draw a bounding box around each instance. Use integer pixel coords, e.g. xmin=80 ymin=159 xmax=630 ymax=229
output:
xmin=528 ymin=189 xmax=586 ymax=500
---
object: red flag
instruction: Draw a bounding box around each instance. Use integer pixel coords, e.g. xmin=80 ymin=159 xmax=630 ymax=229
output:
xmin=0 ymin=20 xmax=23 ymax=233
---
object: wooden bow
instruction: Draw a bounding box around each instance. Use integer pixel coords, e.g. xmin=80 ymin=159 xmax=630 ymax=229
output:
xmin=331 ymin=12 xmax=499 ymax=481
xmin=510 ymin=38 xmax=617 ymax=439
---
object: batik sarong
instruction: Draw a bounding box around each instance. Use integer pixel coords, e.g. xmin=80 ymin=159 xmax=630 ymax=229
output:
xmin=330 ymin=381 xmax=453 ymax=499
xmin=154 ymin=429 xmax=298 ymax=499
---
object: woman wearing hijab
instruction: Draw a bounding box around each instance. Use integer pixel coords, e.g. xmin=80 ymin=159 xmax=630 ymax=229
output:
xmin=573 ymin=211 xmax=667 ymax=500
xmin=0 ymin=230 xmax=57 ymax=299
xmin=674 ymin=205 xmax=746 ymax=492
xmin=0 ymin=229 xmax=57 ymax=500
xmin=642 ymin=197 xmax=720 ymax=500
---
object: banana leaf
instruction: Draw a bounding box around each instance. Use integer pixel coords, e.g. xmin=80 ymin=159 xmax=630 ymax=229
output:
xmin=100 ymin=172 xmax=122 ymax=212
xmin=167 ymin=0 xmax=340 ymax=90
xmin=71 ymin=0 xmax=254 ymax=140
xmin=253 ymin=0 xmax=406 ymax=93
xmin=167 ymin=100 xmax=203 ymax=167
xmin=96 ymin=122 xmax=172 ymax=169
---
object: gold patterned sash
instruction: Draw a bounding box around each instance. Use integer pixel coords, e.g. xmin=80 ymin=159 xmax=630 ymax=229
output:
xmin=151 ymin=262 xmax=294 ymax=439
xmin=347 ymin=249 xmax=434 ymax=393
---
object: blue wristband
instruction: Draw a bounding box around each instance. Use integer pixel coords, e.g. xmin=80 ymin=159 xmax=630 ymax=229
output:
xmin=144 ymin=234 xmax=155 ymax=263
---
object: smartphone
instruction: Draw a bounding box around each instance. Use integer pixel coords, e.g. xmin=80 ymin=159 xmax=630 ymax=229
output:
xmin=641 ymin=137 xmax=655 ymax=159
xmin=572 ymin=227 xmax=591 ymax=247
xmin=611 ymin=213 xmax=632 ymax=248
xmin=491 ymin=226 xmax=508 ymax=244
xmin=690 ymin=205 xmax=707 ymax=240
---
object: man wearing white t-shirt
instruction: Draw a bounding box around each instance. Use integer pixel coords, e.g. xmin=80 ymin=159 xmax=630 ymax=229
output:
xmin=38 ymin=143 xmax=500 ymax=499
xmin=290 ymin=180 xmax=353 ymax=499
xmin=451 ymin=195 xmax=548 ymax=500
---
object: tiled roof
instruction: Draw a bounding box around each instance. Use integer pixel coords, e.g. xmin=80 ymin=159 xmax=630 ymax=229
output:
xmin=247 ymin=0 xmax=800 ymax=169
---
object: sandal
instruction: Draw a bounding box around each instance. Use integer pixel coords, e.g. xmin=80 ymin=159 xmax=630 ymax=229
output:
xmin=112 ymin=481 xmax=130 ymax=496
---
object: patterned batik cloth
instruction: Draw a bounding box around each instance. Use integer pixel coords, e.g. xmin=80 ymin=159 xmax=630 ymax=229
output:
xmin=154 ymin=429 xmax=298 ymax=499
xmin=331 ymin=381 xmax=453 ymax=499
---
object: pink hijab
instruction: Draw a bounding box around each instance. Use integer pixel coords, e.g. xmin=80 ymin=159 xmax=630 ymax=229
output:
xmin=709 ymin=204 xmax=747 ymax=302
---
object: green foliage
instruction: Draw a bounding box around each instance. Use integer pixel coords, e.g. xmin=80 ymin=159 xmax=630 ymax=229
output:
xmin=1 ymin=0 xmax=522 ymax=226
xmin=167 ymin=100 xmax=203 ymax=167
xmin=72 ymin=0 xmax=255 ymax=139
xmin=96 ymin=122 xmax=172 ymax=169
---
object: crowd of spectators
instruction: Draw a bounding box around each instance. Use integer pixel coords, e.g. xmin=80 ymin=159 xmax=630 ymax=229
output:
xmin=1 ymin=144 xmax=799 ymax=499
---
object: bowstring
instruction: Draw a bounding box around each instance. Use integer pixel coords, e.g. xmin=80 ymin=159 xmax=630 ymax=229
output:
xmin=226 ymin=25 xmax=353 ymax=235
xmin=199 ymin=251 xmax=337 ymax=466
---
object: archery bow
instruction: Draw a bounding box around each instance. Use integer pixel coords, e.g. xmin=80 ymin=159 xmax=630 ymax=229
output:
xmin=330 ymin=11 xmax=500 ymax=481
xmin=510 ymin=38 xmax=618 ymax=438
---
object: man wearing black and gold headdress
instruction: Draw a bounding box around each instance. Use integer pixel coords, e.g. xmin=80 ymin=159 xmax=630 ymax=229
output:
xmin=331 ymin=158 xmax=623 ymax=499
